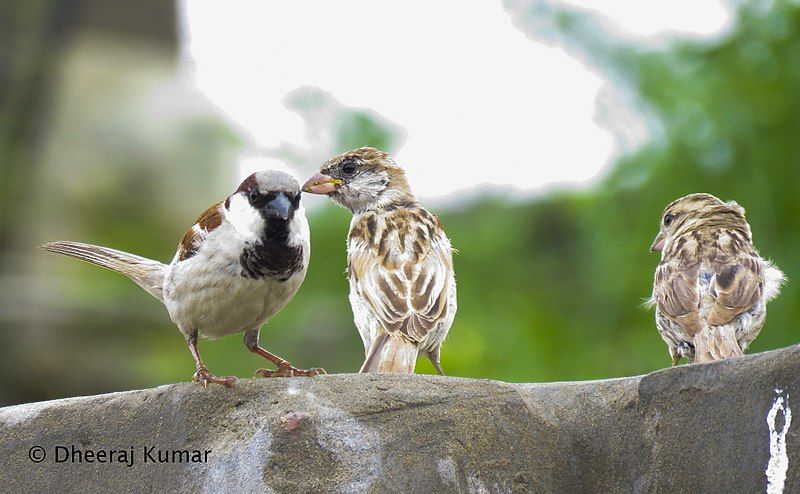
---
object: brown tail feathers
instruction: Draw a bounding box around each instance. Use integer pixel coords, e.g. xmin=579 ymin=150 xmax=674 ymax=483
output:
xmin=40 ymin=241 xmax=167 ymax=302
xmin=692 ymin=325 xmax=744 ymax=363
xmin=360 ymin=333 xmax=418 ymax=374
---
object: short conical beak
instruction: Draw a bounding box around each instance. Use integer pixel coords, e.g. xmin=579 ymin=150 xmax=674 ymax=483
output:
xmin=650 ymin=231 xmax=666 ymax=252
xmin=264 ymin=192 xmax=292 ymax=220
xmin=302 ymin=172 xmax=342 ymax=195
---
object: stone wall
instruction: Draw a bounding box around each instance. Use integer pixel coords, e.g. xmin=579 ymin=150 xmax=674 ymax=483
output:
xmin=1 ymin=345 xmax=798 ymax=493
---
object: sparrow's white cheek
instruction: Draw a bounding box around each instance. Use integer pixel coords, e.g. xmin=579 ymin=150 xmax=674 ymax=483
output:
xmin=287 ymin=206 xmax=311 ymax=267
xmin=225 ymin=194 xmax=263 ymax=239
xmin=335 ymin=170 xmax=392 ymax=213
xmin=288 ymin=205 xmax=310 ymax=245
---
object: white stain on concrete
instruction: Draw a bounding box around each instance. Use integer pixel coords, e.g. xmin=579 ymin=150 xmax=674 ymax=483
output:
xmin=202 ymin=421 xmax=274 ymax=494
xmin=314 ymin=403 xmax=383 ymax=493
xmin=766 ymin=389 xmax=791 ymax=494
xmin=466 ymin=473 xmax=491 ymax=494
xmin=201 ymin=382 xmax=381 ymax=493
xmin=437 ymin=456 xmax=458 ymax=487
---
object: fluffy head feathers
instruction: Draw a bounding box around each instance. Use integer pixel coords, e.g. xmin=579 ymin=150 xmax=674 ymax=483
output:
xmin=305 ymin=147 xmax=415 ymax=213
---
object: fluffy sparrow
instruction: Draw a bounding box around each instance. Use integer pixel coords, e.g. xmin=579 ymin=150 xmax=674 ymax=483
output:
xmin=41 ymin=170 xmax=324 ymax=387
xmin=302 ymin=147 xmax=457 ymax=374
xmin=649 ymin=193 xmax=785 ymax=365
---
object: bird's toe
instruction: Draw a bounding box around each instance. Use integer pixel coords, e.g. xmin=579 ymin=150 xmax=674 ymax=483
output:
xmin=192 ymin=368 xmax=238 ymax=388
xmin=254 ymin=363 xmax=325 ymax=378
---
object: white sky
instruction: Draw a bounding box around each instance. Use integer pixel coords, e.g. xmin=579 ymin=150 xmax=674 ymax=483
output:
xmin=181 ymin=1 xmax=730 ymax=199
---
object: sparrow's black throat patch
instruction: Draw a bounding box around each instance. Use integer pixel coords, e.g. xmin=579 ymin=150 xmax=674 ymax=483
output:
xmin=240 ymin=219 xmax=303 ymax=281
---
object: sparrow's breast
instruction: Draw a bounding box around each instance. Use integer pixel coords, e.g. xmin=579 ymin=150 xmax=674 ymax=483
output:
xmin=164 ymin=258 xmax=307 ymax=339
xmin=162 ymin=219 xmax=309 ymax=339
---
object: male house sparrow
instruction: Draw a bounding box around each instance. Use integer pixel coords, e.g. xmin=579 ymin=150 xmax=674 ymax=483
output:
xmin=302 ymin=147 xmax=457 ymax=374
xmin=649 ymin=193 xmax=785 ymax=365
xmin=41 ymin=170 xmax=323 ymax=387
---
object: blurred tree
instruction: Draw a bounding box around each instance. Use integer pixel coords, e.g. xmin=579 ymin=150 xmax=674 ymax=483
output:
xmin=263 ymin=86 xmax=407 ymax=178
xmin=0 ymin=0 xmax=61 ymax=253
xmin=250 ymin=0 xmax=800 ymax=383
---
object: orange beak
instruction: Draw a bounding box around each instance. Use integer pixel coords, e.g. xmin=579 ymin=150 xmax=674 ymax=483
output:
xmin=302 ymin=172 xmax=342 ymax=195
xmin=650 ymin=231 xmax=665 ymax=252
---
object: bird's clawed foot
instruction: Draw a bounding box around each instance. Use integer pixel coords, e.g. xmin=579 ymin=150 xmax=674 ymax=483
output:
xmin=192 ymin=367 xmax=239 ymax=388
xmin=254 ymin=362 xmax=326 ymax=378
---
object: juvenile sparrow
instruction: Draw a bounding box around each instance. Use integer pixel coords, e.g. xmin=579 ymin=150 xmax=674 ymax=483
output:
xmin=302 ymin=147 xmax=457 ymax=374
xmin=41 ymin=170 xmax=324 ymax=387
xmin=649 ymin=193 xmax=785 ymax=365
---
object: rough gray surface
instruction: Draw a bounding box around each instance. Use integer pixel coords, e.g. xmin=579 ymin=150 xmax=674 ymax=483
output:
xmin=1 ymin=346 xmax=798 ymax=493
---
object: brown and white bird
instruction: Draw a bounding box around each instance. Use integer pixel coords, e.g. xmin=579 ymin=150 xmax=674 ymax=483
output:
xmin=649 ymin=193 xmax=785 ymax=365
xmin=302 ymin=147 xmax=457 ymax=374
xmin=41 ymin=170 xmax=324 ymax=387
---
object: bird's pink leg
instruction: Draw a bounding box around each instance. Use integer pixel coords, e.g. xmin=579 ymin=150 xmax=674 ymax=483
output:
xmin=187 ymin=332 xmax=238 ymax=388
xmin=244 ymin=329 xmax=325 ymax=377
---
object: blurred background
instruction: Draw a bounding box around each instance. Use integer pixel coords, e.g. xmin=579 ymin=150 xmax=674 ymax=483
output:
xmin=1 ymin=0 xmax=798 ymax=406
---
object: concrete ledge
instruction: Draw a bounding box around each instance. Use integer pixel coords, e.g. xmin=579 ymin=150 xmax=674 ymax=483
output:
xmin=1 ymin=346 xmax=798 ymax=493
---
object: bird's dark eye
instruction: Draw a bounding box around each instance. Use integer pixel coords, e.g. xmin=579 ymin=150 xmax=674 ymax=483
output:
xmin=663 ymin=213 xmax=675 ymax=227
xmin=341 ymin=160 xmax=357 ymax=176
xmin=248 ymin=188 xmax=264 ymax=207
xmin=292 ymin=193 xmax=301 ymax=207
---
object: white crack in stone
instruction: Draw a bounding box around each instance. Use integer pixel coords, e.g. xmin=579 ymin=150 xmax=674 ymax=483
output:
xmin=766 ymin=389 xmax=791 ymax=494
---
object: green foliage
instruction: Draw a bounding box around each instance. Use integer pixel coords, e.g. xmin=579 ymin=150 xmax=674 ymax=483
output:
xmin=281 ymin=0 xmax=800 ymax=381
xmin=337 ymin=112 xmax=399 ymax=153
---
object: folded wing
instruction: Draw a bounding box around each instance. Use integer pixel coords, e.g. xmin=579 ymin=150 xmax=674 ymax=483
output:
xmin=653 ymin=262 xmax=702 ymax=335
xmin=349 ymin=209 xmax=453 ymax=343
xmin=706 ymin=256 xmax=763 ymax=326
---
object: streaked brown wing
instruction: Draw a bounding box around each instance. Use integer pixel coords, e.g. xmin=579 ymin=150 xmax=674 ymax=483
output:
xmin=177 ymin=202 xmax=225 ymax=261
xmin=349 ymin=210 xmax=452 ymax=343
xmin=654 ymin=262 xmax=702 ymax=335
xmin=707 ymin=256 xmax=763 ymax=326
